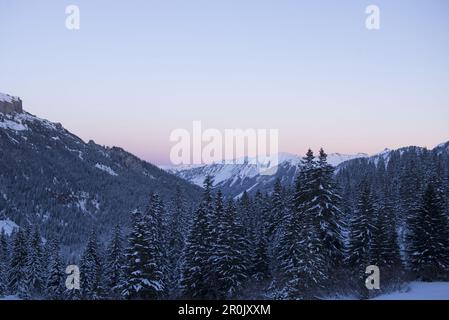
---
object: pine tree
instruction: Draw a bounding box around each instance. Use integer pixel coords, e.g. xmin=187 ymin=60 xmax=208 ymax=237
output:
xmin=251 ymin=191 xmax=270 ymax=281
xmin=236 ymin=191 xmax=255 ymax=278
xmin=105 ymin=225 xmax=124 ymax=298
xmin=315 ymin=149 xmax=345 ymax=283
xmin=0 ymin=230 xmax=9 ymax=296
xmin=181 ymin=176 xmax=216 ymax=299
xmin=346 ymin=181 xmax=377 ymax=298
xmin=267 ymin=179 xmax=285 ymax=242
xmin=122 ymin=210 xmax=150 ymax=299
xmin=45 ymin=239 xmax=65 ymax=300
xmin=26 ymin=227 xmax=44 ymax=296
xmin=147 ymin=193 xmax=168 ymax=297
xmin=213 ymin=194 xmax=248 ymax=299
xmin=278 ymin=149 xmax=327 ymax=299
xmin=166 ymin=186 xmax=187 ymax=295
xmin=181 ymin=203 xmax=212 ymax=299
xmin=122 ymin=201 xmax=166 ymax=299
xmin=373 ymin=197 xmax=403 ymax=287
xmin=8 ymin=229 xmax=30 ymax=298
xmin=80 ymin=230 xmax=104 ymax=299
xmin=407 ymin=182 xmax=449 ymax=280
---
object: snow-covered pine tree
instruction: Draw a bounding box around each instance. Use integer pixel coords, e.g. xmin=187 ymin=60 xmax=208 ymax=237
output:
xmin=26 ymin=227 xmax=44 ymax=297
xmin=267 ymin=179 xmax=285 ymax=244
xmin=346 ymin=180 xmax=377 ymax=298
xmin=236 ymin=191 xmax=255 ymax=278
xmin=122 ymin=210 xmax=148 ymax=299
xmin=406 ymin=182 xmax=449 ymax=280
xmin=237 ymin=191 xmax=253 ymax=230
xmin=143 ymin=193 xmax=167 ymax=298
xmin=181 ymin=176 xmax=216 ymax=299
xmin=315 ymin=149 xmax=345 ymax=284
xmin=213 ymin=193 xmax=248 ymax=299
xmin=277 ymin=182 xmax=305 ymax=298
xmin=371 ymin=157 xmax=403 ymax=287
xmin=278 ymin=149 xmax=326 ymax=299
xmin=105 ymin=225 xmax=125 ymax=298
xmin=45 ymin=239 xmax=65 ymax=300
xmin=80 ymin=230 xmax=104 ymax=299
xmin=203 ymin=176 xmax=218 ymax=259
xmin=250 ymin=191 xmax=270 ymax=282
xmin=181 ymin=203 xmax=212 ymax=299
xmin=0 ymin=230 xmax=9 ymax=296
xmin=8 ymin=229 xmax=30 ymax=299
xmin=399 ymin=151 xmax=424 ymax=230
xmin=208 ymin=190 xmax=225 ymax=298
xmin=122 ymin=197 xmax=166 ymax=300
xmin=372 ymin=197 xmax=403 ymax=288
xmin=166 ymin=186 xmax=187 ymax=295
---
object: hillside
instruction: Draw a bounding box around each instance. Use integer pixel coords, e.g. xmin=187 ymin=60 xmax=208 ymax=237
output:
xmin=0 ymin=93 xmax=202 ymax=253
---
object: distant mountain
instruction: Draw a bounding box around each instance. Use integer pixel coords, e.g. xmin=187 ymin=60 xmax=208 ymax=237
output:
xmin=0 ymin=92 xmax=202 ymax=253
xmin=162 ymin=152 xmax=368 ymax=198
xmin=163 ymin=141 xmax=449 ymax=198
xmin=338 ymin=142 xmax=449 ymax=172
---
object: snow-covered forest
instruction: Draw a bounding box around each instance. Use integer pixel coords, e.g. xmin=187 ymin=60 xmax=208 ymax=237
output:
xmin=1 ymin=147 xmax=448 ymax=300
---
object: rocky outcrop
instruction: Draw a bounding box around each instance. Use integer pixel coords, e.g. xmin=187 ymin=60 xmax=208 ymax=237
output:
xmin=0 ymin=93 xmax=23 ymax=114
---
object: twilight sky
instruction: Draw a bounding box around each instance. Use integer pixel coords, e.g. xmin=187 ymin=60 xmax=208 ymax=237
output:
xmin=1 ymin=0 xmax=448 ymax=165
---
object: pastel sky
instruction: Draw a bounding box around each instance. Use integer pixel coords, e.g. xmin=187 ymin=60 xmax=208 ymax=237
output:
xmin=1 ymin=0 xmax=448 ymax=165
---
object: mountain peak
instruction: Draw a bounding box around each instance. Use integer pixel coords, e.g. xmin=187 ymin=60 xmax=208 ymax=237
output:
xmin=0 ymin=92 xmax=23 ymax=114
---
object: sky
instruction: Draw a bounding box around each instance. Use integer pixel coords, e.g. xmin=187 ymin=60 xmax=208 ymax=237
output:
xmin=1 ymin=0 xmax=448 ymax=165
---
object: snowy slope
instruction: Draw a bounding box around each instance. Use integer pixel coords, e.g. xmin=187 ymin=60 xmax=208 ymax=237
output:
xmin=373 ymin=282 xmax=449 ymax=300
xmin=0 ymin=92 xmax=202 ymax=252
xmin=0 ymin=219 xmax=19 ymax=235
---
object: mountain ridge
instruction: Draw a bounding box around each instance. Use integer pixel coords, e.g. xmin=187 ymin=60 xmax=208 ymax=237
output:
xmin=0 ymin=92 xmax=202 ymax=253
xmin=161 ymin=143 xmax=448 ymax=198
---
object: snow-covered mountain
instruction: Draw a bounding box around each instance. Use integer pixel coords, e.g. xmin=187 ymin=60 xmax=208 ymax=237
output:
xmin=162 ymin=152 xmax=368 ymax=198
xmin=0 ymin=92 xmax=202 ymax=252
xmin=162 ymin=141 xmax=449 ymax=198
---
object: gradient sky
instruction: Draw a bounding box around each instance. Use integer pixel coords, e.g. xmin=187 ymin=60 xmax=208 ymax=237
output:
xmin=1 ymin=0 xmax=448 ymax=165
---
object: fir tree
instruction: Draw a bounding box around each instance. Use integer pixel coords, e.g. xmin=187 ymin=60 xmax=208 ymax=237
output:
xmin=346 ymin=181 xmax=377 ymax=298
xmin=407 ymin=182 xmax=449 ymax=280
xmin=373 ymin=197 xmax=403 ymax=287
xmin=26 ymin=227 xmax=44 ymax=296
xmin=0 ymin=230 xmax=9 ymax=296
xmin=315 ymin=149 xmax=345 ymax=282
xmin=105 ymin=225 xmax=124 ymax=298
xmin=166 ymin=186 xmax=187 ymax=295
xmin=267 ymin=179 xmax=285 ymax=243
xmin=122 ymin=200 xmax=166 ymax=299
xmin=8 ymin=229 xmax=29 ymax=298
xmin=45 ymin=239 xmax=65 ymax=300
xmin=80 ymin=230 xmax=104 ymax=299
xmin=250 ymin=191 xmax=270 ymax=281
xmin=278 ymin=149 xmax=327 ymax=299
xmin=122 ymin=210 xmax=150 ymax=299
xmin=214 ymin=195 xmax=248 ymax=299
xmin=181 ymin=176 xmax=216 ymax=299
xmin=147 ymin=193 xmax=168 ymax=297
xmin=181 ymin=203 xmax=211 ymax=298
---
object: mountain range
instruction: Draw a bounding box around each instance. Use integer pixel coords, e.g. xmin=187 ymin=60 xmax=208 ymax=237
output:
xmin=162 ymin=144 xmax=449 ymax=199
xmin=1 ymin=91 xmax=448 ymax=252
xmin=0 ymin=92 xmax=202 ymax=253
xmin=161 ymin=152 xmax=370 ymax=198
